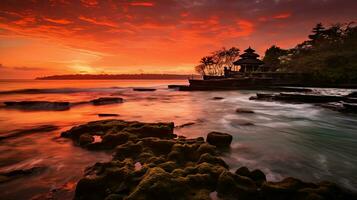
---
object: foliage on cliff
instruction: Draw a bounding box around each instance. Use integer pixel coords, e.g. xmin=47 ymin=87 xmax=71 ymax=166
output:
xmin=264 ymin=22 xmax=357 ymax=84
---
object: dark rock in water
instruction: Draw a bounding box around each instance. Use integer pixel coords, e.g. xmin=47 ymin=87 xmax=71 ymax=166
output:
xmin=175 ymin=122 xmax=195 ymax=128
xmin=66 ymin=120 xmax=356 ymax=200
xmin=235 ymin=166 xmax=251 ymax=177
xmin=235 ymin=167 xmax=266 ymax=186
xmin=90 ymin=97 xmax=123 ymax=105
xmin=261 ymin=177 xmax=357 ymax=200
xmin=212 ymin=97 xmax=224 ymax=100
xmin=98 ymin=113 xmax=119 ymax=117
xmin=231 ymin=119 xmax=255 ymax=126
xmin=79 ymin=134 xmax=94 ymax=146
xmin=206 ymin=131 xmax=233 ymax=148
xmin=0 ymin=125 xmax=59 ymax=141
xmin=347 ymin=91 xmax=357 ymax=97
xmin=168 ymin=85 xmax=187 ymax=89
xmin=217 ymin=171 xmax=258 ymax=199
xmin=236 ymin=108 xmax=255 ymax=114
xmin=250 ymin=93 xmax=275 ymax=101
xmin=100 ymin=133 xmax=129 ymax=149
xmin=250 ymin=169 xmax=266 ymax=185
xmin=251 ymin=93 xmax=346 ymax=104
xmin=61 ymin=120 xmax=175 ymax=150
xmin=343 ymin=103 xmax=357 ymax=113
xmin=344 ymin=97 xmax=357 ymax=103
xmin=276 ymin=93 xmax=345 ymax=103
xmin=0 ymin=166 xmax=47 ymax=183
xmin=320 ymin=102 xmax=344 ymax=110
xmin=4 ymin=101 xmax=70 ymax=111
xmin=133 ymin=88 xmax=156 ymax=92
xmin=273 ymin=87 xmax=313 ymax=93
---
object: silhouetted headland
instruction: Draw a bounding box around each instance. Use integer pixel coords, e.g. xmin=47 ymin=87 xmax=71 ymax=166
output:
xmin=184 ymin=22 xmax=357 ymax=90
xmin=36 ymin=74 xmax=199 ymax=80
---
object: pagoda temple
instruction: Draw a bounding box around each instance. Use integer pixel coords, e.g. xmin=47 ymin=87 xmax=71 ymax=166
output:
xmin=233 ymin=47 xmax=264 ymax=73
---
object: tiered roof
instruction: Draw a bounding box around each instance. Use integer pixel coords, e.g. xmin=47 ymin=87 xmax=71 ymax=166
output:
xmin=233 ymin=47 xmax=264 ymax=65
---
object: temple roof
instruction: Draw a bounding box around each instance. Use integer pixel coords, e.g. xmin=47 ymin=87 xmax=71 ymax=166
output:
xmin=233 ymin=58 xmax=264 ymax=65
xmin=233 ymin=47 xmax=263 ymax=66
xmin=240 ymin=47 xmax=260 ymax=58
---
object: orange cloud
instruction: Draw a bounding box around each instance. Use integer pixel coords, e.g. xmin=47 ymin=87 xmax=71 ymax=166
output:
xmin=273 ymin=13 xmax=292 ymax=19
xmin=78 ymin=16 xmax=118 ymax=27
xmin=236 ymin=20 xmax=254 ymax=37
xmin=0 ymin=0 xmax=354 ymax=79
xmin=129 ymin=2 xmax=154 ymax=7
xmin=80 ymin=0 xmax=99 ymax=7
xmin=44 ymin=17 xmax=72 ymax=25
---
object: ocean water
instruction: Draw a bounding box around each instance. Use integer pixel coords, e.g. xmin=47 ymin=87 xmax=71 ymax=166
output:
xmin=0 ymin=79 xmax=356 ymax=199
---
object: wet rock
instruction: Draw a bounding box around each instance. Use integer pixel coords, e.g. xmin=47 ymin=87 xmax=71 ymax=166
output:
xmin=206 ymin=131 xmax=233 ymax=148
xmin=4 ymin=101 xmax=70 ymax=111
xmin=0 ymin=125 xmax=59 ymax=141
xmin=0 ymin=166 xmax=47 ymax=183
xmin=236 ymin=108 xmax=255 ymax=113
xmin=197 ymin=143 xmax=217 ymax=155
xmin=100 ymin=133 xmax=129 ymax=149
xmin=235 ymin=166 xmax=251 ymax=177
xmin=168 ymin=85 xmax=186 ymax=89
xmin=319 ymin=102 xmax=345 ymax=112
xmin=343 ymin=103 xmax=357 ymax=113
xmin=61 ymin=120 xmax=175 ymax=147
xmin=250 ymin=169 xmax=266 ymax=185
xmin=251 ymin=93 xmax=345 ymax=104
xmin=68 ymin=120 xmax=357 ymax=200
xmin=197 ymin=153 xmax=228 ymax=169
xmin=251 ymin=93 xmax=276 ymax=101
xmin=79 ymin=134 xmax=95 ymax=146
xmin=175 ymin=122 xmax=195 ymax=128
xmin=133 ymin=88 xmax=156 ymax=92
xmin=114 ymin=141 xmax=143 ymax=160
xmin=98 ymin=113 xmax=120 ymax=117
xmin=275 ymin=93 xmax=345 ymax=103
xmin=91 ymin=97 xmax=123 ymax=105
xmin=217 ymin=171 xmax=258 ymax=200
xmin=231 ymin=119 xmax=255 ymax=126
xmin=141 ymin=138 xmax=175 ymax=155
xmin=273 ymin=87 xmax=313 ymax=93
xmin=235 ymin=167 xmax=266 ymax=186
xmin=347 ymin=91 xmax=357 ymax=97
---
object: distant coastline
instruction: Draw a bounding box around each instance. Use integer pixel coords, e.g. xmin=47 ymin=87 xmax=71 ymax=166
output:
xmin=36 ymin=74 xmax=200 ymax=80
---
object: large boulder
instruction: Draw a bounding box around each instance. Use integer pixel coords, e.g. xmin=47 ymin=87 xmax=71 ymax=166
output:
xmin=206 ymin=131 xmax=233 ymax=148
xmin=67 ymin=120 xmax=357 ymax=200
xmin=61 ymin=120 xmax=176 ymax=148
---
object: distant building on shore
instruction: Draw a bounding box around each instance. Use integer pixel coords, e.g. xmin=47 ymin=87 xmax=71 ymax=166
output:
xmin=220 ymin=47 xmax=266 ymax=79
xmin=233 ymin=47 xmax=264 ymax=73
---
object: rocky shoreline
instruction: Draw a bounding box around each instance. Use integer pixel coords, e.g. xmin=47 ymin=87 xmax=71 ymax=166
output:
xmin=249 ymin=92 xmax=357 ymax=114
xmin=59 ymin=119 xmax=356 ymax=200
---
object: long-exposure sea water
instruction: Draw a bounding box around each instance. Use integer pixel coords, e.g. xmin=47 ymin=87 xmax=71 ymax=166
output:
xmin=0 ymin=79 xmax=356 ymax=199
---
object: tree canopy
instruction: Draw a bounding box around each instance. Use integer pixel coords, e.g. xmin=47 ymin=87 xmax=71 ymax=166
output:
xmin=263 ymin=22 xmax=357 ymax=83
xmin=195 ymin=47 xmax=240 ymax=76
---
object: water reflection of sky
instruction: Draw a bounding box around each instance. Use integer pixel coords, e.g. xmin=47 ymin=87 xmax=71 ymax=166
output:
xmin=0 ymin=80 xmax=357 ymax=199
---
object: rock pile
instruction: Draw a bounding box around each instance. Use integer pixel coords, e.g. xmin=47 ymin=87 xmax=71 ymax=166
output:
xmin=61 ymin=120 xmax=356 ymax=200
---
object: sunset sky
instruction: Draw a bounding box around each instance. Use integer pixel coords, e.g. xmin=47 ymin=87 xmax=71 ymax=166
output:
xmin=0 ymin=0 xmax=356 ymax=79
